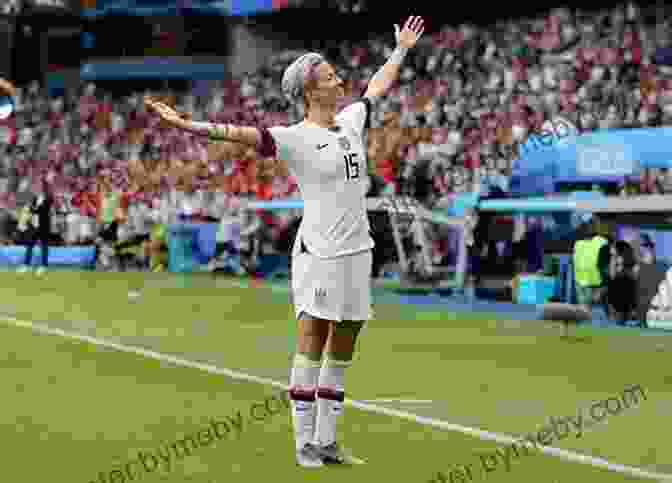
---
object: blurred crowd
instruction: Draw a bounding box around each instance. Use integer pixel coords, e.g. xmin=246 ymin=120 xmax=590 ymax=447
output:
xmin=2 ymin=3 xmax=672 ymax=248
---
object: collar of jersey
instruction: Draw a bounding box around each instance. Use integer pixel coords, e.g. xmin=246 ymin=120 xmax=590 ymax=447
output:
xmin=303 ymin=120 xmax=341 ymax=132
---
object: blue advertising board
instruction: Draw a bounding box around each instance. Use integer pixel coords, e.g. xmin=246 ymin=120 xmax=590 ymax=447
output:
xmin=81 ymin=0 xmax=287 ymax=17
xmin=511 ymin=127 xmax=672 ymax=195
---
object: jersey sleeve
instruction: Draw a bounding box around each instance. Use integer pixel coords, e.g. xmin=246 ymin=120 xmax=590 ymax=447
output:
xmin=338 ymin=98 xmax=372 ymax=137
xmin=266 ymin=126 xmax=296 ymax=165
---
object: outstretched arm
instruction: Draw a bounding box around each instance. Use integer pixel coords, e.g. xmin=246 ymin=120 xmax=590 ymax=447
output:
xmin=144 ymin=98 xmax=276 ymax=157
xmin=363 ymin=16 xmax=424 ymax=101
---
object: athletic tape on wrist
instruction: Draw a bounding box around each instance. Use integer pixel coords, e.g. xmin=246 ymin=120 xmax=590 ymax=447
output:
xmin=189 ymin=121 xmax=211 ymax=133
xmin=390 ymin=46 xmax=409 ymax=65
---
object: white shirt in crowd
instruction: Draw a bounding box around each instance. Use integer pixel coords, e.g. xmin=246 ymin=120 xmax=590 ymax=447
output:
xmin=217 ymin=210 xmax=241 ymax=249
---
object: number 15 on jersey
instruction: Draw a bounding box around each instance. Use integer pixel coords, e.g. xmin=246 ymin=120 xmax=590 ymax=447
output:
xmin=344 ymin=153 xmax=360 ymax=180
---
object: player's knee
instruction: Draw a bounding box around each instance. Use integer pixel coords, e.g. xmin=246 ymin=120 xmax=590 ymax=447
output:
xmin=324 ymin=355 xmax=352 ymax=366
xmin=323 ymin=355 xmax=353 ymax=370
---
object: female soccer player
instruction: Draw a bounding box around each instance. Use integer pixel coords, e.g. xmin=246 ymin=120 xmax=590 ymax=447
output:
xmin=145 ymin=15 xmax=424 ymax=467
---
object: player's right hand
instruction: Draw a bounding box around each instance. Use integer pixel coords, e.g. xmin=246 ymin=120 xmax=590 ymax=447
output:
xmin=145 ymin=96 xmax=193 ymax=127
xmin=144 ymin=97 xmax=182 ymax=125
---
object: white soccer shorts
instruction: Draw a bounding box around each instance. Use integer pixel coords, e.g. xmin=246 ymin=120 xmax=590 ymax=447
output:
xmin=291 ymin=250 xmax=372 ymax=322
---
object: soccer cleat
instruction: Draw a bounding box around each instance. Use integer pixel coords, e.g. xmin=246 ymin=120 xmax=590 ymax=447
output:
xmin=296 ymin=443 xmax=325 ymax=468
xmin=16 ymin=265 xmax=30 ymax=273
xmin=35 ymin=267 xmax=46 ymax=276
xmin=316 ymin=442 xmax=366 ymax=465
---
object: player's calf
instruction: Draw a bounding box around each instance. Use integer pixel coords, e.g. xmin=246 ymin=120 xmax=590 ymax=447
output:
xmin=289 ymin=353 xmax=324 ymax=467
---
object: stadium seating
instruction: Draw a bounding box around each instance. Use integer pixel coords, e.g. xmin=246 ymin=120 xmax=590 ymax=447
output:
xmin=0 ymin=3 xmax=671 ymax=241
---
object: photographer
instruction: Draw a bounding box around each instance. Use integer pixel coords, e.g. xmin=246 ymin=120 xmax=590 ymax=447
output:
xmin=17 ymin=179 xmax=53 ymax=275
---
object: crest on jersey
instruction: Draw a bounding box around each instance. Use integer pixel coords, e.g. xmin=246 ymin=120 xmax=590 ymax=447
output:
xmin=315 ymin=287 xmax=327 ymax=304
xmin=338 ymin=137 xmax=350 ymax=151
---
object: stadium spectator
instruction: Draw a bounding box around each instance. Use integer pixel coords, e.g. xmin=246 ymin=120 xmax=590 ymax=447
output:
xmin=636 ymin=234 xmax=666 ymax=327
xmin=3 ymin=3 xmax=672 ymax=284
xmin=209 ymin=203 xmax=243 ymax=274
xmin=606 ymin=239 xmax=638 ymax=324
xmin=17 ymin=179 xmax=54 ymax=275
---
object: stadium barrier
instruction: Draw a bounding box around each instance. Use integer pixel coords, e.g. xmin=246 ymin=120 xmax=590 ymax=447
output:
xmin=167 ymin=223 xmax=218 ymax=273
xmin=165 ymin=197 xmax=468 ymax=291
xmin=0 ymin=246 xmax=96 ymax=267
xmin=249 ymin=198 xmax=468 ymax=290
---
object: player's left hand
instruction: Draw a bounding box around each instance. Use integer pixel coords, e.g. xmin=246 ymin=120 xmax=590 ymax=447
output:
xmin=394 ymin=16 xmax=425 ymax=49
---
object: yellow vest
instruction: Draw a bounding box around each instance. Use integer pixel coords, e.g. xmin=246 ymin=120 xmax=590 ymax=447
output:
xmin=17 ymin=205 xmax=32 ymax=232
xmin=574 ymin=236 xmax=607 ymax=287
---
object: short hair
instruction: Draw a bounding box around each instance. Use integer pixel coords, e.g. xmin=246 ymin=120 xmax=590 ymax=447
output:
xmin=281 ymin=52 xmax=325 ymax=106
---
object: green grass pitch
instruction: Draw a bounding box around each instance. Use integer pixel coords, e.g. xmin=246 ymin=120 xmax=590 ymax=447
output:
xmin=0 ymin=271 xmax=670 ymax=483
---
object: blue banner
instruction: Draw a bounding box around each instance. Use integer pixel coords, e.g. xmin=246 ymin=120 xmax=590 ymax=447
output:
xmin=81 ymin=61 xmax=226 ymax=80
xmin=511 ymin=127 xmax=672 ymax=195
xmin=81 ymin=0 xmax=285 ymax=17
xmin=230 ymin=0 xmax=273 ymax=15
xmin=82 ymin=0 xmax=231 ymax=17
xmin=0 ymin=246 xmax=96 ymax=267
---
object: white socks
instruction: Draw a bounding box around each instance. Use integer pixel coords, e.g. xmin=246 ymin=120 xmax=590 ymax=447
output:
xmin=289 ymin=354 xmax=321 ymax=450
xmin=289 ymin=355 xmax=351 ymax=450
xmin=315 ymin=358 xmax=349 ymax=447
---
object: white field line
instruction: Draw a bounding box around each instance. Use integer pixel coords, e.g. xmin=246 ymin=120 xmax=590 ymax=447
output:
xmin=2 ymin=315 xmax=670 ymax=481
xmin=360 ymin=399 xmax=434 ymax=404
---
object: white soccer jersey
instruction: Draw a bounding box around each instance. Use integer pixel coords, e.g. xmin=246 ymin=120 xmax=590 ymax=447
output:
xmin=268 ymin=99 xmax=374 ymax=259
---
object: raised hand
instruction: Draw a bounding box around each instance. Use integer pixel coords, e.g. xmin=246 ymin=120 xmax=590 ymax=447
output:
xmin=145 ymin=97 xmax=175 ymax=119
xmin=394 ymin=16 xmax=425 ymax=50
xmin=145 ymin=96 xmax=193 ymax=123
